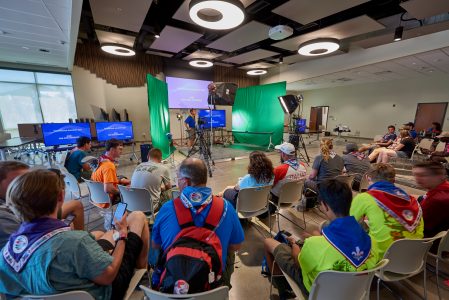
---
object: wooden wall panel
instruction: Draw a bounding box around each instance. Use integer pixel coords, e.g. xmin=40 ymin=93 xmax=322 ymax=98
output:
xmin=213 ymin=65 xmax=259 ymax=88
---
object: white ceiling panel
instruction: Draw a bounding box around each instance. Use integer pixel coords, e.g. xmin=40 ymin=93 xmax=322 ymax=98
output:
xmin=272 ymin=0 xmax=369 ymax=25
xmin=222 ymin=49 xmax=278 ymax=64
xmin=89 ymin=0 xmax=153 ymax=32
xmin=183 ymin=50 xmax=222 ymax=61
xmin=149 ymin=26 xmax=203 ymax=53
xmin=239 ymin=62 xmax=275 ymax=69
xmin=283 ymin=50 xmax=344 ymax=64
xmin=400 ymin=0 xmax=449 ymax=20
xmin=206 ymin=21 xmax=271 ymax=52
xmin=273 ymin=15 xmax=385 ymax=51
xmin=95 ymin=30 xmax=136 ymax=48
xmin=145 ymin=50 xmax=173 ymax=58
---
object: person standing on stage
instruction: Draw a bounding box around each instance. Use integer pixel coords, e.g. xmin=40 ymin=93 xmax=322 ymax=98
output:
xmin=184 ymin=109 xmax=196 ymax=147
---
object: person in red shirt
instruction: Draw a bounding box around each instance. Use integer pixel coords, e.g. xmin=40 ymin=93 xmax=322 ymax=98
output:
xmin=412 ymin=161 xmax=449 ymax=238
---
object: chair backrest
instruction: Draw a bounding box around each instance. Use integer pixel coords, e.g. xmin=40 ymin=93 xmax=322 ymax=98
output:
xmin=278 ymin=180 xmax=305 ymax=205
xmin=419 ymin=138 xmax=434 ymax=151
xmin=118 ymin=185 xmax=152 ymax=213
xmin=236 ymin=185 xmax=272 ymax=213
xmin=140 ymin=285 xmax=229 ymax=300
xmin=334 ymin=174 xmax=355 ymax=188
xmin=21 ymin=291 xmax=94 ymax=300
xmin=436 ymin=230 xmax=449 ymax=259
xmin=84 ymin=179 xmax=111 ymax=205
xmin=306 ymin=259 xmax=389 ymax=300
xmin=358 ymin=172 xmax=370 ymax=192
xmin=62 ymin=170 xmax=82 ymax=199
xmin=435 ymin=141 xmax=446 ymax=152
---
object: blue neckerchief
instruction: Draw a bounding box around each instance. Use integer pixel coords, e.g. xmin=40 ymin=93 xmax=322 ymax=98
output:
xmin=284 ymin=159 xmax=299 ymax=170
xmin=180 ymin=186 xmax=213 ymax=211
xmin=322 ymin=216 xmax=371 ymax=268
xmin=368 ymin=181 xmax=410 ymax=201
xmin=3 ymin=217 xmax=70 ymax=272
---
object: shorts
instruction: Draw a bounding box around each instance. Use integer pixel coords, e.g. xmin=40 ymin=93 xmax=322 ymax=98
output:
xmin=187 ymin=128 xmax=196 ymax=141
xmin=273 ymin=244 xmax=309 ymax=297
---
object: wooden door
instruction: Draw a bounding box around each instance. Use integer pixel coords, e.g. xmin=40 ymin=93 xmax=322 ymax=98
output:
xmin=309 ymin=107 xmax=319 ymax=131
xmin=414 ymin=103 xmax=447 ymax=132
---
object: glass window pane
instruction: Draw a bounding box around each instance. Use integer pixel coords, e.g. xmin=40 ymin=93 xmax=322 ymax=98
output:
xmin=0 ymin=83 xmax=43 ymax=136
xmin=37 ymin=85 xmax=77 ymax=123
xmin=0 ymin=69 xmax=35 ymax=83
xmin=35 ymin=73 xmax=72 ymax=86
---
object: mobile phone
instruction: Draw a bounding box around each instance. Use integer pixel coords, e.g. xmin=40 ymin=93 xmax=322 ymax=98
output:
xmin=112 ymin=202 xmax=127 ymax=227
xmin=63 ymin=214 xmax=75 ymax=226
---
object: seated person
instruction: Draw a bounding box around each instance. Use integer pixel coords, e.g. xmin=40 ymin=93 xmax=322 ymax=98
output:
xmin=271 ymin=142 xmax=307 ymax=202
xmin=65 ymin=136 xmax=93 ymax=182
xmin=151 ymin=158 xmax=244 ymax=288
xmin=359 ymin=125 xmax=396 ymax=153
xmin=219 ymin=151 xmax=274 ymax=208
xmin=131 ymin=148 xmax=172 ymax=210
xmin=412 ymin=161 xmax=449 ymax=238
xmin=429 ymin=132 xmax=449 ymax=163
xmin=0 ymin=161 xmax=84 ymax=247
xmin=376 ymin=129 xmax=415 ymax=163
xmin=342 ymin=143 xmax=372 ymax=191
xmin=350 ymin=163 xmax=424 ymax=257
xmin=264 ymin=179 xmax=378 ymax=298
xmin=91 ymin=139 xmax=130 ymax=205
xmin=305 ymin=138 xmax=344 ymax=193
xmin=0 ymin=169 xmax=149 ymax=300
xmin=403 ymin=122 xmax=417 ymax=139
xmin=368 ymin=132 xmax=404 ymax=162
xmin=427 ymin=121 xmax=442 ymax=138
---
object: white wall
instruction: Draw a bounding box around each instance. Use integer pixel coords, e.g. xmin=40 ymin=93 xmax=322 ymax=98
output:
xmin=299 ymin=74 xmax=449 ymax=138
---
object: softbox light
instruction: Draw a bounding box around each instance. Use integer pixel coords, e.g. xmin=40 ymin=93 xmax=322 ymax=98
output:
xmin=278 ymin=95 xmax=299 ymax=114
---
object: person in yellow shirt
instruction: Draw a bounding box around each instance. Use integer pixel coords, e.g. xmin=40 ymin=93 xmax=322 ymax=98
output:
xmin=264 ymin=179 xmax=379 ymax=298
xmin=350 ymin=163 xmax=424 ymax=258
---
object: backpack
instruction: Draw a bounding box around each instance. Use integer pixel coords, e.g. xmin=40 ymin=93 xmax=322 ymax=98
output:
xmin=157 ymin=196 xmax=224 ymax=294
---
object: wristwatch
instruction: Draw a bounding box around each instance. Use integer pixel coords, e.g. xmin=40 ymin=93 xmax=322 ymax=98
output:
xmin=113 ymin=231 xmax=128 ymax=242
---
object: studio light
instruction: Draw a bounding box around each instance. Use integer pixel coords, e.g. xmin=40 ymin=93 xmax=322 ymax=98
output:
xmin=278 ymin=95 xmax=299 ymax=114
xmin=189 ymin=0 xmax=245 ymax=30
xmin=189 ymin=59 xmax=213 ymax=68
xmin=298 ymin=38 xmax=340 ymax=56
xmin=101 ymin=43 xmax=135 ymax=56
xmin=247 ymin=69 xmax=267 ymax=76
xmin=394 ymin=26 xmax=403 ymax=42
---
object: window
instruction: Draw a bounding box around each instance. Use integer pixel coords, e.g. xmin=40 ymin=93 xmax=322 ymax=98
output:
xmin=0 ymin=69 xmax=77 ymax=137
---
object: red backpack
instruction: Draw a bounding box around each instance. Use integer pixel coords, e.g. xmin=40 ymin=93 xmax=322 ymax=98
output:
xmin=157 ymin=196 xmax=224 ymax=293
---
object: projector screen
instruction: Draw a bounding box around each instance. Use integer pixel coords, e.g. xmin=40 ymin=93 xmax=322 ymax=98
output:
xmin=42 ymin=123 xmax=91 ymax=147
xmin=198 ymin=110 xmax=226 ymax=128
xmin=96 ymin=121 xmax=134 ymax=141
xmin=166 ymin=77 xmax=210 ymax=109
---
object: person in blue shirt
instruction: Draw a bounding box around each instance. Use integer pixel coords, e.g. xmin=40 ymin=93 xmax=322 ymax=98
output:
xmin=404 ymin=122 xmax=417 ymax=139
xmin=65 ymin=136 xmax=92 ymax=182
xmin=184 ymin=109 xmax=196 ymax=147
xmin=152 ymin=158 xmax=245 ymax=288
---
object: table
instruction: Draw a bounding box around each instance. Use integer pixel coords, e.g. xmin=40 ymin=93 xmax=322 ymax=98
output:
xmin=0 ymin=137 xmax=39 ymax=161
xmin=229 ymin=130 xmax=275 ymax=150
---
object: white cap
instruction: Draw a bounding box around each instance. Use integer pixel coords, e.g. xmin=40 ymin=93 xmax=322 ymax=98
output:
xmin=275 ymin=142 xmax=296 ymax=155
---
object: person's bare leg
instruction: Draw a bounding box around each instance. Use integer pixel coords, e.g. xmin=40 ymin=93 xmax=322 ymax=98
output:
xmin=376 ymin=150 xmax=384 ymax=164
xmin=61 ymin=200 xmax=84 ymax=230
xmin=368 ymin=148 xmax=381 ymax=162
xmin=264 ymin=238 xmax=283 ymax=275
xmin=127 ymin=211 xmax=150 ymax=269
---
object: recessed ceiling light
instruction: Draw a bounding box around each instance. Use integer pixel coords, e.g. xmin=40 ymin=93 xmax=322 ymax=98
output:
xmin=101 ymin=43 xmax=135 ymax=56
xmin=247 ymin=69 xmax=267 ymax=76
xmin=298 ymin=38 xmax=340 ymax=56
xmin=189 ymin=59 xmax=213 ymax=68
xmin=189 ymin=0 xmax=245 ymax=30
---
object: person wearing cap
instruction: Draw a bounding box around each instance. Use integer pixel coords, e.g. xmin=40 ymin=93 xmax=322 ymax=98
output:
xmin=271 ymin=142 xmax=307 ymax=202
xmin=342 ymin=143 xmax=372 ymax=191
xmin=403 ymin=122 xmax=417 ymax=139
xmin=429 ymin=131 xmax=449 ymax=163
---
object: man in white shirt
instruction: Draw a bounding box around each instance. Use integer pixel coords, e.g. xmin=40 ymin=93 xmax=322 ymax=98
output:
xmin=131 ymin=148 xmax=172 ymax=209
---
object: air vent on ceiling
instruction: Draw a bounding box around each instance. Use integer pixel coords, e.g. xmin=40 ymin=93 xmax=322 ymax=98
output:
xmin=373 ymin=70 xmax=393 ymax=75
xmin=39 ymin=48 xmax=50 ymax=53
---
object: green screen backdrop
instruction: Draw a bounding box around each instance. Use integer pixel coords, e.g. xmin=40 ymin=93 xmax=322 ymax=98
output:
xmin=147 ymin=74 xmax=174 ymax=159
xmin=232 ymin=81 xmax=286 ymax=147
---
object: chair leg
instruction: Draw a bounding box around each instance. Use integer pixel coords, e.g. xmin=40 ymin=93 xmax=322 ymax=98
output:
xmin=436 ymin=259 xmax=441 ymax=300
xmin=424 ymin=263 xmax=428 ymax=300
xmin=377 ymin=278 xmax=381 ymax=300
xmin=276 ymin=210 xmax=281 ymax=233
xmin=269 ymin=260 xmax=275 ymax=300
xmin=268 ymin=212 xmax=272 ymax=237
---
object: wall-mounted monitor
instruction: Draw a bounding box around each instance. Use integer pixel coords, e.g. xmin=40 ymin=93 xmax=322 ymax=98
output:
xmin=42 ymin=123 xmax=91 ymax=147
xmin=166 ymin=76 xmax=210 ymax=109
xmin=295 ymin=118 xmax=307 ymax=133
xmin=198 ymin=110 xmax=226 ymax=128
xmin=95 ymin=121 xmax=134 ymax=141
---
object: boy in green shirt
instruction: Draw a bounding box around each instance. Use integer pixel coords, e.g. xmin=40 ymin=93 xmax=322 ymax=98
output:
xmin=264 ymin=179 xmax=379 ymax=298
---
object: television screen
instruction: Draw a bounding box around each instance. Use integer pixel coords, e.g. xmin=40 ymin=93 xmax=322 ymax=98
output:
xmin=42 ymin=123 xmax=91 ymax=147
xmin=166 ymin=77 xmax=210 ymax=109
xmin=96 ymin=121 xmax=134 ymax=141
xmin=295 ymin=118 xmax=307 ymax=133
xmin=198 ymin=110 xmax=226 ymax=128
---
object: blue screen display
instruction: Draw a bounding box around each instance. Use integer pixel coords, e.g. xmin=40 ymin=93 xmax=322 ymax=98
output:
xmin=42 ymin=123 xmax=91 ymax=147
xmin=296 ymin=119 xmax=307 ymax=133
xmin=198 ymin=110 xmax=226 ymax=128
xmin=95 ymin=121 xmax=134 ymax=141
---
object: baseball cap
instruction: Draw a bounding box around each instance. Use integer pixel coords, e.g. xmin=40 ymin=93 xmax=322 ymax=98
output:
xmin=403 ymin=122 xmax=414 ymax=127
xmin=275 ymin=142 xmax=296 ymax=155
xmin=343 ymin=143 xmax=358 ymax=154
xmin=436 ymin=131 xmax=449 ymax=138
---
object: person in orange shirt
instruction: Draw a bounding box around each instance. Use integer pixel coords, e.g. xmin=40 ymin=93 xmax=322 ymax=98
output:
xmin=91 ymin=139 xmax=130 ymax=205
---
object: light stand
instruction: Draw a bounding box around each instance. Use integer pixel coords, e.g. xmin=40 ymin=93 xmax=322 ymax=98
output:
xmin=176 ymin=113 xmax=183 ymax=146
xmin=165 ymin=133 xmax=175 ymax=167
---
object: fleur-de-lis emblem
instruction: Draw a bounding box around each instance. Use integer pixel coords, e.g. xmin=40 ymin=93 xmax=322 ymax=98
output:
xmin=351 ymin=246 xmax=364 ymax=261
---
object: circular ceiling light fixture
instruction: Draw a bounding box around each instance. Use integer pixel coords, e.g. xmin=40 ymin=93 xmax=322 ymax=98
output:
xmin=247 ymin=69 xmax=267 ymax=76
xmin=189 ymin=59 xmax=214 ymax=68
xmin=101 ymin=43 xmax=135 ymax=56
xmin=189 ymin=0 xmax=245 ymax=30
xmin=298 ymin=38 xmax=340 ymax=56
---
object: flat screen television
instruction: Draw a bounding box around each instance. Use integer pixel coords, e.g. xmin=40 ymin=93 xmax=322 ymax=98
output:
xmin=95 ymin=121 xmax=134 ymax=141
xmin=295 ymin=118 xmax=307 ymax=133
xmin=42 ymin=123 xmax=91 ymax=147
xmin=198 ymin=110 xmax=226 ymax=128
xmin=166 ymin=76 xmax=210 ymax=109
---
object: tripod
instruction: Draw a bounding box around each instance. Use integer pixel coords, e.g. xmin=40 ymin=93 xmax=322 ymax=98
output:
xmin=187 ymin=127 xmax=215 ymax=177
